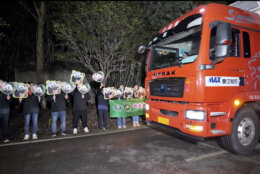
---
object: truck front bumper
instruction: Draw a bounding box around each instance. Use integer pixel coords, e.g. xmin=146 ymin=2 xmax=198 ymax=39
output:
xmin=145 ymin=99 xmax=230 ymax=138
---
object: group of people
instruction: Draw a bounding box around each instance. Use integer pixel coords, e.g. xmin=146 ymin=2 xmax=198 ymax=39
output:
xmin=0 ymin=81 xmax=91 ymax=142
xmin=0 ymin=80 xmax=147 ymax=143
xmin=96 ymin=83 xmax=148 ymax=130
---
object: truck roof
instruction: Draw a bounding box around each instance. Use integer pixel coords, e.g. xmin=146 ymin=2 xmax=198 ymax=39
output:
xmin=229 ymin=1 xmax=260 ymax=15
xmin=158 ymin=3 xmax=260 ymax=34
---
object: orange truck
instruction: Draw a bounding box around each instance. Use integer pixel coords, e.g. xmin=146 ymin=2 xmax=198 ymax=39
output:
xmin=138 ymin=3 xmax=260 ymax=155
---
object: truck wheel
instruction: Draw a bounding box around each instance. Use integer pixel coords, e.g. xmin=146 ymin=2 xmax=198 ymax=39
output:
xmin=220 ymin=135 xmax=234 ymax=153
xmin=221 ymin=107 xmax=259 ymax=155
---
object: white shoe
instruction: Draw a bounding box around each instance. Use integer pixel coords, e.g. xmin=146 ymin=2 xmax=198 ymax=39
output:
xmin=3 ymin=139 xmax=10 ymax=143
xmin=123 ymin=126 xmax=126 ymax=128
xmin=32 ymin=134 xmax=38 ymax=140
xmin=73 ymin=128 xmax=77 ymax=134
xmin=24 ymin=134 xmax=30 ymax=140
xmin=118 ymin=126 xmax=122 ymax=129
xmin=84 ymin=127 xmax=89 ymax=133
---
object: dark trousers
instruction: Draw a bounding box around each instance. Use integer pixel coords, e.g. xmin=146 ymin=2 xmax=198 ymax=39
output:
xmin=0 ymin=113 xmax=9 ymax=139
xmin=98 ymin=109 xmax=108 ymax=129
xmin=73 ymin=110 xmax=87 ymax=129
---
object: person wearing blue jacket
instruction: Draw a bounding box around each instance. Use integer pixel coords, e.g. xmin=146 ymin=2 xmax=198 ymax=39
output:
xmin=97 ymin=83 xmax=109 ymax=130
xmin=46 ymin=91 xmax=70 ymax=137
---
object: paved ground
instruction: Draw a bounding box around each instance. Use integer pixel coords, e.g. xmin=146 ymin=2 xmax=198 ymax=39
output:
xmin=0 ymin=126 xmax=259 ymax=174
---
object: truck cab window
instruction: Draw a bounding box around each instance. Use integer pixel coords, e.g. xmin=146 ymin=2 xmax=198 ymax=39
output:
xmin=243 ymin=32 xmax=251 ymax=58
xmin=230 ymin=28 xmax=241 ymax=57
xmin=209 ymin=27 xmax=241 ymax=60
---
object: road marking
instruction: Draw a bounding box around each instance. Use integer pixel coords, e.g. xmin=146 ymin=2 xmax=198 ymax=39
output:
xmin=0 ymin=127 xmax=148 ymax=147
xmin=184 ymin=150 xmax=228 ymax=162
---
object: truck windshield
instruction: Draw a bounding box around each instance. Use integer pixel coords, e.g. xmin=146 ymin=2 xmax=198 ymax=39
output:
xmin=149 ymin=14 xmax=202 ymax=71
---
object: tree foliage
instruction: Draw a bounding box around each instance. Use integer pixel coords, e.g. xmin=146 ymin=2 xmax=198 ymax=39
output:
xmin=141 ymin=1 xmax=194 ymax=35
xmin=49 ymin=1 xmax=149 ymax=86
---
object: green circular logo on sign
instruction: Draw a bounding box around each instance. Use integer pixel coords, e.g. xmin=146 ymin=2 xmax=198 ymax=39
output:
xmin=124 ymin=104 xmax=131 ymax=112
xmin=114 ymin=104 xmax=122 ymax=112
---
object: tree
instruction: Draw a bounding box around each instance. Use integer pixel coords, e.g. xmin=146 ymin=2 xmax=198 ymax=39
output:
xmin=19 ymin=1 xmax=46 ymax=108
xmin=141 ymin=1 xmax=194 ymax=36
xmin=0 ymin=17 xmax=8 ymax=38
xmin=19 ymin=1 xmax=46 ymax=84
xmin=49 ymin=1 xmax=149 ymax=86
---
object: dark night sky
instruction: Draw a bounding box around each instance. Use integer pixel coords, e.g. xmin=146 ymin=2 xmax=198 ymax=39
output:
xmin=227 ymin=0 xmax=238 ymax=5
xmin=0 ymin=1 xmax=35 ymax=35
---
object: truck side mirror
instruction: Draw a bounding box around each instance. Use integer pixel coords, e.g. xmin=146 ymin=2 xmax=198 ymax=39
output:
xmin=138 ymin=45 xmax=150 ymax=54
xmin=214 ymin=23 xmax=232 ymax=63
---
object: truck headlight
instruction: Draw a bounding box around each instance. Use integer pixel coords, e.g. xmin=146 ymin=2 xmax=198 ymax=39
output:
xmin=145 ymin=104 xmax=150 ymax=111
xmin=185 ymin=110 xmax=205 ymax=121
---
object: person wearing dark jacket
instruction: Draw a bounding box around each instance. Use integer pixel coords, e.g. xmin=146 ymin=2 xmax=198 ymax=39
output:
xmin=70 ymin=86 xmax=91 ymax=134
xmin=97 ymin=83 xmax=109 ymax=130
xmin=19 ymin=82 xmax=41 ymax=140
xmin=46 ymin=91 xmax=69 ymax=137
xmin=0 ymin=92 xmax=11 ymax=143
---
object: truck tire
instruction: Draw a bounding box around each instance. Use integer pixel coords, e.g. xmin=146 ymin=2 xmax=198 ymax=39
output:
xmin=221 ymin=107 xmax=259 ymax=155
xmin=220 ymin=135 xmax=234 ymax=153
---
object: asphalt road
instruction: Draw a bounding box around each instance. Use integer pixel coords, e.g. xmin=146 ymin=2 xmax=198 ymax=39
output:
xmin=0 ymin=126 xmax=259 ymax=174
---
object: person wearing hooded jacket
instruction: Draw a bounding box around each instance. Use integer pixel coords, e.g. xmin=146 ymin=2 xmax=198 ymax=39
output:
xmin=19 ymin=82 xmax=41 ymax=140
xmin=46 ymin=91 xmax=70 ymax=137
xmin=70 ymin=85 xmax=91 ymax=134
xmin=97 ymin=83 xmax=109 ymax=130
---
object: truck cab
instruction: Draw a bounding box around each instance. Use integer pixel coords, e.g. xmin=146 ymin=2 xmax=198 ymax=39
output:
xmin=140 ymin=3 xmax=260 ymax=155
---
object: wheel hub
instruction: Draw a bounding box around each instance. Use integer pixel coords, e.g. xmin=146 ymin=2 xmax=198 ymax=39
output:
xmin=237 ymin=117 xmax=255 ymax=146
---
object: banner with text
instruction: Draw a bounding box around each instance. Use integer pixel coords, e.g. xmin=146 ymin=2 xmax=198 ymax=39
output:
xmin=109 ymin=99 xmax=146 ymax=118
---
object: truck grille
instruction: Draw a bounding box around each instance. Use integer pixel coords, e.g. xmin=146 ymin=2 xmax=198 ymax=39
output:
xmin=160 ymin=109 xmax=178 ymax=117
xmin=149 ymin=78 xmax=185 ymax=97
